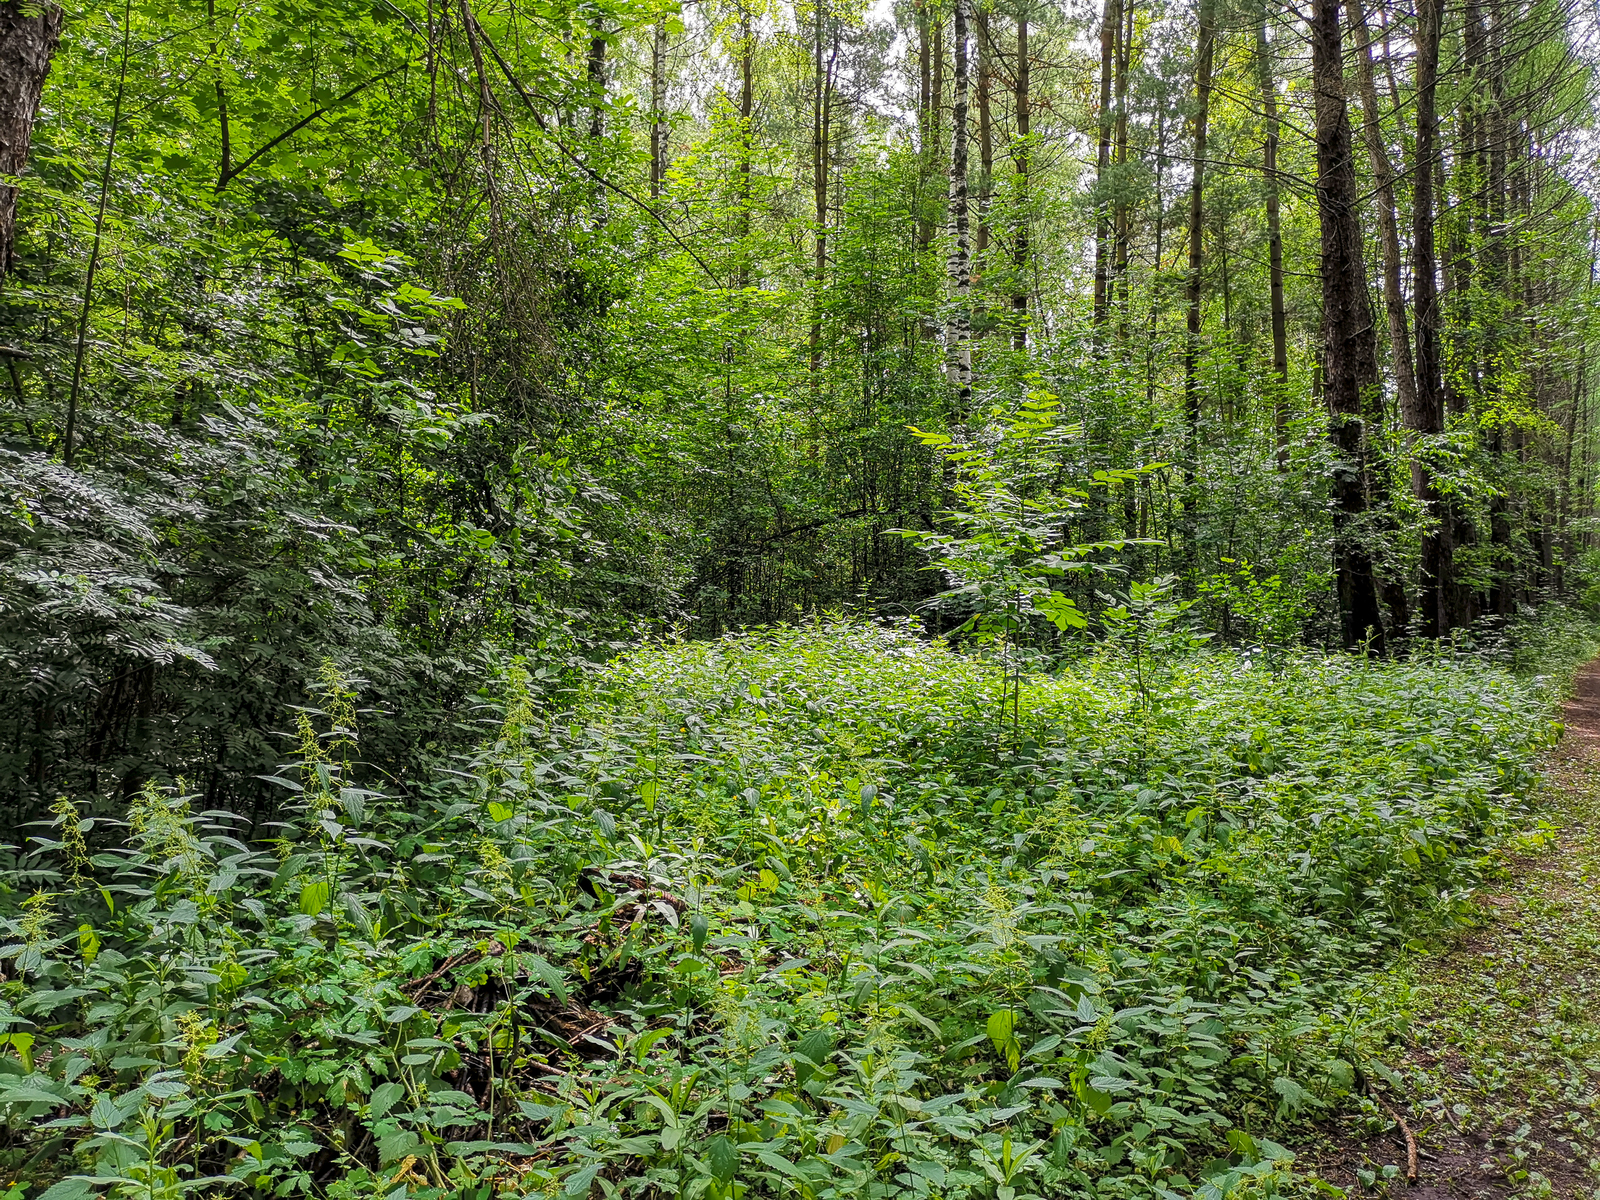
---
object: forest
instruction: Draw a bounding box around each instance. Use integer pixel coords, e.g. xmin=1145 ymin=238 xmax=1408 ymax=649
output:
xmin=3 ymin=0 xmax=1600 ymax=1194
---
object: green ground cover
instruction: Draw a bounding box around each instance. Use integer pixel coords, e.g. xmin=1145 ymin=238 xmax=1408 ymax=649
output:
xmin=3 ymin=617 xmax=1595 ymax=1200
xmin=1299 ymin=699 xmax=1600 ymax=1199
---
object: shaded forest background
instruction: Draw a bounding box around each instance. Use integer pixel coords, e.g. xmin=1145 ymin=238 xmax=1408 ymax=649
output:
xmin=2 ymin=0 xmax=1598 ymax=821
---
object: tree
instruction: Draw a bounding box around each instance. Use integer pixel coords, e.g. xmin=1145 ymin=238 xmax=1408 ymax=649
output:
xmin=1092 ymin=0 xmax=1119 ymax=330
xmin=0 ymin=1 xmax=62 ymax=278
xmin=1409 ymin=0 xmax=1449 ymax=636
xmin=1011 ymin=1 xmax=1030 ymax=348
xmin=1180 ymin=0 xmax=1215 ymax=570
xmin=947 ymin=0 xmax=973 ymax=408
xmin=1310 ymin=0 xmax=1385 ymax=649
xmin=1347 ymin=0 xmax=1417 ymax=420
xmin=1253 ymin=0 xmax=1289 ymax=462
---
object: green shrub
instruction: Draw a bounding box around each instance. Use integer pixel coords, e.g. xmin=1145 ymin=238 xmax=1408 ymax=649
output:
xmin=0 ymin=618 xmax=1590 ymax=1199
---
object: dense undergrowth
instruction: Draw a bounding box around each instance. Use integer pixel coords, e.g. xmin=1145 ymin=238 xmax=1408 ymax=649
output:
xmin=2 ymin=615 xmax=1595 ymax=1200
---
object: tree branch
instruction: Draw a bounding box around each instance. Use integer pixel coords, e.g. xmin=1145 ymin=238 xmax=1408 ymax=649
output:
xmin=461 ymin=4 xmax=723 ymax=286
xmin=216 ymin=62 xmax=412 ymax=191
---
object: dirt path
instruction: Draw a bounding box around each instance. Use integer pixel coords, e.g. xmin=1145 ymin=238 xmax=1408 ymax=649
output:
xmin=1304 ymin=663 xmax=1600 ymax=1197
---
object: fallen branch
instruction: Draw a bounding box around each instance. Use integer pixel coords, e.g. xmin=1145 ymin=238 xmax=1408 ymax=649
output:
xmin=1376 ymin=1096 xmax=1419 ymax=1185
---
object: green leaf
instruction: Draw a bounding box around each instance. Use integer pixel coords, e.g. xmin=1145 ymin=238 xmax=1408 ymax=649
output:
xmin=525 ymin=954 xmax=570 ymax=1006
xmin=369 ymin=1081 xmax=406 ymax=1120
xmin=299 ymin=880 xmax=330 ymax=917
xmin=0 ymin=1084 xmax=68 ymax=1106
xmin=89 ymin=1093 xmax=124 ymax=1127
xmin=793 ymin=1027 xmax=834 ymax=1083
xmin=563 ymin=1162 xmax=603 ymax=1196
xmin=706 ymin=1134 xmax=738 ymax=1182
xmin=1272 ymin=1076 xmax=1312 ymax=1115
xmin=986 ymin=1009 xmax=1016 ymax=1052
xmin=377 ymin=1127 xmax=418 ymax=1166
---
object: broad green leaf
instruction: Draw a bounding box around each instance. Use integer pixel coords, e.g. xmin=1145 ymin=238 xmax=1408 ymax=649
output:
xmin=377 ymin=1128 xmax=418 ymax=1166
xmin=986 ymin=1009 xmax=1016 ymax=1052
xmin=299 ymin=880 xmax=330 ymax=917
xmin=793 ymin=1027 xmax=834 ymax=1083
xmin=0 ymin=1085 xmax=68 ymax=1107
xmin=369 ymin=1081 xmax=406 ymax=1120
xmin=705 ymin=1134 xmax=738 ymax=1182
xmin=563 ymin=1162 xmax=603 ymax=1196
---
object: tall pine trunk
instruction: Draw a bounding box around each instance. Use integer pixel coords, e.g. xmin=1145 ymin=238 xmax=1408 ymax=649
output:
xmin=916 ymin=0 xmax=933 ymax=251
xmin=1347 ymin=0 xmax=1418 ymax=419
xmin=1092 ymin=0 xmax=1119 ymax=330
xmin=586 ymin=18 xmax=608 ymax=222
xmin=1311 ymin=0 xmax=1385 ymax=650
xmin=739 ymin=8 xmax=755 ymax=289
xmin=587 ymin=23 xmax=606 ymax=138
xmin=1254 ymin=3 xmax=1289 ymax=465
xmin=1409 ymin=0 xmax=1450 ymax=636
xmin=976 ymin=9 xmax=992 ymax=274
xmin=810 ymin=4 xmax=835 ymax=376
xmin=1113 ymin=0 xmax=1132 ymax=341
xmin=1011 ymin=7 xmax=1029 ymax=348
xmin=1181 ymin=0 xmax=1215 ymax=546
xmin=947 ymin=0 xmax=972 ymax=407
xmin=1484 ymin=0 xmax=1513 ymax=618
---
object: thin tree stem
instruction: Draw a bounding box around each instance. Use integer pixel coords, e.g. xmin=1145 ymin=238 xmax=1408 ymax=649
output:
xmin=64 ymin=0 xmax=133 ymax=470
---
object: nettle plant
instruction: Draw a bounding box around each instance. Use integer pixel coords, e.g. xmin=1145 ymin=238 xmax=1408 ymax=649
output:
xmin=1199 ymin=557 xmax=1329 ymax=669
xmin=903 ymin=382 xmax=1161 ymax=741
xmin=1095 ymin=576 xmax=1212 ymax=766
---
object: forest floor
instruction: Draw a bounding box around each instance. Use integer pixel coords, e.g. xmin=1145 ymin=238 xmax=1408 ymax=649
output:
xmin=1301 ymin=662 xmax=1600 ymax=1199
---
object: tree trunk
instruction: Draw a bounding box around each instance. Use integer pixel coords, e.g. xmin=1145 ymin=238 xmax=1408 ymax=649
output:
xmin=1311 ymin=0 xmax=1385 ymax=651
xmin=1346 ymin=0 xmax=1418 ymax=420
xmin=1484 ymin=0 xmax=1512 ymax=619
xmin=1113 ymin=0 xmax=1132 ymax=341
xmin=1409 ymin=0 xmax=1449 ymax=636
xmin=976 ymin=9 xmax=992 ymax=277
xmin=587 ymin=19 xmax=607 ymax=221
xmin=205 ymin=0 xmax=242 ymax=190
xmin=650 ymin=18 xmax=667 ymax=198
xmin=0 ymin=2 xmax=63 ymax=279
xmin=947 ymin=0 xmax=972 ymax=408
xmin=1255 ymin=4 xmax=1290 ymax=466
xmin=1182 ymin=0 xmax=1215 ymax=489
xmin=918 ymin=0 xmax=932 ymax=146
xmin=1147 ymin=111 xmax=1165 ymax=411
xmin=1092 ymin=0 xmax=1119 ymax=330
xmin=916 ymin=0 xmax=932 ymax=251
xmin=587 ymin=24 xmax=606 ymax=140
xmin=1011 ymin=8 xmax=1029 ymax=349
xmin=810 ymin=6 xmax=836 ymax=376
xmin=740 ymin=8 xmax=756 ymax=289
